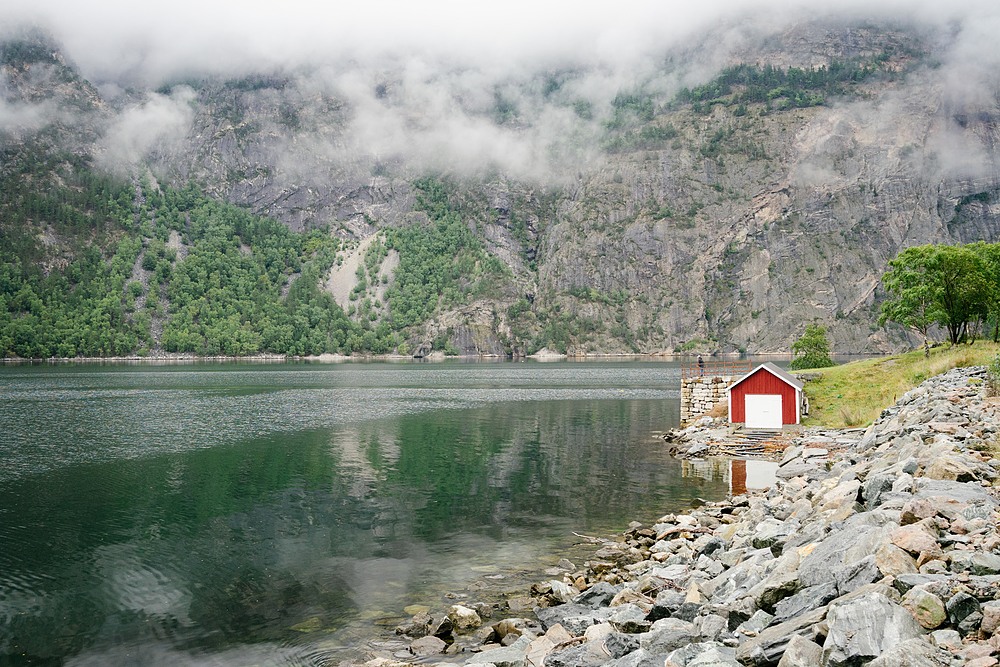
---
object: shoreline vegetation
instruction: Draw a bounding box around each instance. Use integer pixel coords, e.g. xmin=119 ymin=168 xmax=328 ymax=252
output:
xmin=0 ymin=350 xmax=787 ymax=364
xmin=798 ymin=341 xmax=1000 ymax=428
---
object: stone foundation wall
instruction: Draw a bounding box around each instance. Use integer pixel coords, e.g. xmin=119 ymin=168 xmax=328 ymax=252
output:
xmin=680 ymin=375 xmax=735 ymax=424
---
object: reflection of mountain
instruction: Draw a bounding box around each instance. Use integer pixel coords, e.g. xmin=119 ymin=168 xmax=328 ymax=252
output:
xmin=0 ymin=373 xmax=725 ymax=665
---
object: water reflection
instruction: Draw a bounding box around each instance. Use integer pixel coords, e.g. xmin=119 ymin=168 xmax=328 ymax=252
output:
xmin=681 ymin=458 xmax=779 ymax=495
xmin=0 ymin=363 xmax=727 ymax=666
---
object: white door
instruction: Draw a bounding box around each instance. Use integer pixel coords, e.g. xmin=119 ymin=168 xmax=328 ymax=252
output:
xmin=745 ymin=394 xmax=782 ymax=429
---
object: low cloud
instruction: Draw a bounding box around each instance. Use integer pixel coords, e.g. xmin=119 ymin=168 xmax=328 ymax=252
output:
xmin=98 ymin=88 xmax=195 ymax=170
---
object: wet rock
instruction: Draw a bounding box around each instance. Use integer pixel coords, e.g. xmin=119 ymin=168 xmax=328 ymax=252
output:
xmin=450 ymin=604 xmax=483 ymax=631
xmin=395 ymin=610 xmax=433 ymax=637
xmin=410 ymin=635 xmax=447 ymax=656
xmin=508 ymin=596 xmax=536 ymax=613
xmin=822 ymin=591 xmax=923 ymax=667
xmin=430 ymin=615 xmax=455 ymax=638
xmin=473 ymin=636 xmax=532 ymax=667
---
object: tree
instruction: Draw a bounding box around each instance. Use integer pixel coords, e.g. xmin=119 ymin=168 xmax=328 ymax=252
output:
xmin=880 ymin=244 xmax=989 ymax=348
xmin=932 ymin=245 xmax=989 ymax=344
xmin=879 ymin=245 xmax=939 ymax=357
xmin=790 ymin=323 xmax=834 ymax=370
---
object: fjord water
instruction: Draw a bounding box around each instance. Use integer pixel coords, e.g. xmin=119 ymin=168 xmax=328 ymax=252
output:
xmin=0 ymin=361 xmax=731 ymax=666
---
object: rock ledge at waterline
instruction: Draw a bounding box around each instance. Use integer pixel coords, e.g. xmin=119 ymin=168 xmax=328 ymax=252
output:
xmin=357 ymin=366 xmax=1000 ymax=667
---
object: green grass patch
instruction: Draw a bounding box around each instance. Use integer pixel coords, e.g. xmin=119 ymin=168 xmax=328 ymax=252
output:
xmin=801 ymin=341 xmax=1000 ymax=427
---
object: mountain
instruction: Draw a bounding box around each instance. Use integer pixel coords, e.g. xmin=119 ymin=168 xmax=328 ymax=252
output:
xmin=2 ymin=19 xmax=999 ymax=358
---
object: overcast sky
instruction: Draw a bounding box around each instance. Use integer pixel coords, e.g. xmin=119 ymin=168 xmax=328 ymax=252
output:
xmin=5 ymin=0 xmax=998 ymax=86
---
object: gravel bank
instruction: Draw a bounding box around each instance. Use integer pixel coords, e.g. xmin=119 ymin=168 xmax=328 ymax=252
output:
xmin=364 ymin=366 xmax=1000 ymax=667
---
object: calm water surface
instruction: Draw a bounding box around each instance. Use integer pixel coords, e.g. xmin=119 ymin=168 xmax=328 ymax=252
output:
xmin=0 ymin=360 xmax=736 ymax=666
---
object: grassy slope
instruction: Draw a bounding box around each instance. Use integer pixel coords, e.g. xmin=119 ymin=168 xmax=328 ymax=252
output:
xmin=801 ymin=342 xmax=1000 ymax=427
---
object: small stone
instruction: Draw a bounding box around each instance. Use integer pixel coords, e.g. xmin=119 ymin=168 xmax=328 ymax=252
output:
xmin=930 ymin=628 xmax=962 ymax=651
xmin=900 ymin=587 xmax=947 ymax=629
xmin=900 ymin=499 xmax=938 ymax=525
xmin=448 ymin=604 xmax=483 ymax=631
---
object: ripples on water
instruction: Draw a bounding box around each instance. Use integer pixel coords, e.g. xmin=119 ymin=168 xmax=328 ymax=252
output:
xmin=0 ymin=361 xmax=729 ymax=667
xmin=0 ymin=365 xmax=679 ymax=482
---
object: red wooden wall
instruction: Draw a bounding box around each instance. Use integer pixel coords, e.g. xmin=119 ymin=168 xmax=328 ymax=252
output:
xmin=729 ymin=369 xmax=799 ymax=424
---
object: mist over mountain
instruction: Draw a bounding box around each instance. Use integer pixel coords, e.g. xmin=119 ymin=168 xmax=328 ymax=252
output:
xmin=2 ymin=2 xmax=1000 ymax=357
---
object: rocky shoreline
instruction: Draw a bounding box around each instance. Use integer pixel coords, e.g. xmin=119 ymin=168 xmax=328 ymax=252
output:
xmin=359 ymin=366 xmax=1000 ymax=667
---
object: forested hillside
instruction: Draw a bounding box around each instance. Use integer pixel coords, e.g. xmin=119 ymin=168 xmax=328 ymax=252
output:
xmin=2 ymin=20 xmax=1000 ymax=358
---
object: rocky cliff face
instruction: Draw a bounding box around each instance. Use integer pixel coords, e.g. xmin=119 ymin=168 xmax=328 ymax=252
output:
xmin=4 ymin=21 xmax=1000 ymax=356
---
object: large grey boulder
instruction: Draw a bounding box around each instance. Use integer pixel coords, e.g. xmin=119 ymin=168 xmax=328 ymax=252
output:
xmin=833 ymin=555 xmax=882 ymax=595
xmin=664 ymin=642 xmax=739 ymax=666
xmin=775 ymin=635 xmax=823 ymax=667
xmin=734 ymin=605 xmax=828 ymax=666
xmin=543 ymin=641 xmax=614 ymax=667
xmin=865 ymin=637 xmax=956 ymax=667
xmin=822 ymin=591 xmax=923 ymax=667
xmin=602 ymin=648 xmax=674 ymax=667
xmin=409 ymin=635 xmax=447 ymax=656
xmin=913 ymin=479 xmax=997 ymax=506
xmin=574 ymin=583 xmax=621 ymax=608
xmin=797 ymin=526 xmax=880 ymax=588
xmin=862 ymin=474 xmax=896 ymax=510
xmin=771 ymin=583 xmax=838 ymax=624
xmin=535 ymin=604 xmax=613 ymax=633
xmin=945 ymin=591 xmax=982 ymax=636
xmin=638 ymin=623 xmax=699 ymax=654
xmin=610 ymin=604 xmax=651 ymax=633
xmin=949 ymin=551 xmax=1000 ymax=576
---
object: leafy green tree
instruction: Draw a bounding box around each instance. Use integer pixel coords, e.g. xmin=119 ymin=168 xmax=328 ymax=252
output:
xmin=932 ymin=245 xmax=989 ymax=344
xmin=879 ymin=245 xmax=940 ymax=357
xmin=789 ymin=323 xmax=834 ymax=370
xmin=880 ymin=244 xmax=989 ymax=347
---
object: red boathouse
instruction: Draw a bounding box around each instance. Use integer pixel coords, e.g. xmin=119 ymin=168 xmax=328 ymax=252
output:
xmin=727 ymin=362 xmax=804 ymax=428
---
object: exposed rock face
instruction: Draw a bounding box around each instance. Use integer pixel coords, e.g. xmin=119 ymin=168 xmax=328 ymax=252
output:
xmin=5 ymin=23 xmax=1000 ymax=354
